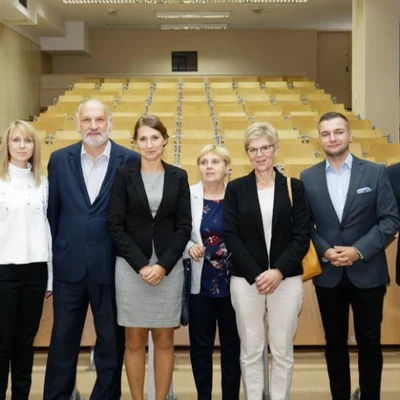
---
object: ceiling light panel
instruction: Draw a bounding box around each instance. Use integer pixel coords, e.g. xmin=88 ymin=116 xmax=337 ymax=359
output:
xmin=63 ymin=0 xmax=307 ymax=4
xmin=160 ymin=23 xmax=228 ymax=30
xmin=157 ymin=11 xmax=231 ymax=19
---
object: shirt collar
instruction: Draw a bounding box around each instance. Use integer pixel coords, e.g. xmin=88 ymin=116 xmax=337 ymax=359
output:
xmin=325 ymin=152 xmax=353 ymax=172
xmin=81 ymin=140 xmax=112 ymax=160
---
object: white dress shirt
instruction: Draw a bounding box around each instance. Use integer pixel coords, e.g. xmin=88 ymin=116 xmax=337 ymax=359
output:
xmin=81 ymin=140 xmax=111 ymax=204
xmin=326 ymin=153 xmax=353 ymax=222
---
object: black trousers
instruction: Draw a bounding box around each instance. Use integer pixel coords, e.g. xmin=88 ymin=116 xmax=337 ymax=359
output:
xmin=315 ymin=271 xmax=386 ymax=400
xmin=0 ymin=263 xmax=47 ymax=400
xmin=189 ymin=294 xmax=241 ymax=400
xmin=44 ymin=275 xmax=125 ymax=400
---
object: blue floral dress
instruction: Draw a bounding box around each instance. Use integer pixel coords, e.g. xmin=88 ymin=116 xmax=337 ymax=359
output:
xmin=199 ymin=199 xmax=231 ymax=297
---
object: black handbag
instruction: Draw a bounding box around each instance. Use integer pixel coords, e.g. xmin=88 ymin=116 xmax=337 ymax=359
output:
xmin=181 ymin=258 xmax=192 ymax=326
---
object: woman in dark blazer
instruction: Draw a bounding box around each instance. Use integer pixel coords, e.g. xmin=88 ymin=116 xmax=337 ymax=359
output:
xmin=108 ymin=115 xmax=191 ymax=400
xmin=224 ymin=122 xmax=311 ymax=400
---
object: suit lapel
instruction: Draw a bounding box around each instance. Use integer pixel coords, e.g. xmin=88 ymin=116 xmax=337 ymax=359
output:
xmin=315 ymin=160 xmax=341 ymax=225
xmin=271 ymin=171 xmax=287 ymax=233
xmin=95 ymin=142 xmax=124 ymax=204
xmin=246 ymin=171 xmax=266 ymax=241
xmin=68 ymin=143 xmax=91 ymax=206
xmin=155 ymin=161 xmax=176 ymax=220
xmin=341 ymin=156 xmax=364 ymax=222
xmin=129 ymin=162 xmax=153 ymax=218
xmin=191 ymin=183 xmax=204 ymax=237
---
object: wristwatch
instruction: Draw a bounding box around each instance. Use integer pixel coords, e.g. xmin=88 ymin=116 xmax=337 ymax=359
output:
xmin=355 ymin=248 xmax=362 ymax=260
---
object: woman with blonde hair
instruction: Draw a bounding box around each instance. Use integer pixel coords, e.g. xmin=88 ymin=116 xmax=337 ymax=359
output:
xmin=224 ymin=122 xmax=311 ymax=400
xmin=0 ymin=120 xmax=52 ymax=400
xmin=184 ymin=144 xmax=241 ymax=400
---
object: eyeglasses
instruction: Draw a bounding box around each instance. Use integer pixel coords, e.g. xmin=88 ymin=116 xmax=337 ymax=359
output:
xmin=247 ymin=144 xmax=275 ymax=156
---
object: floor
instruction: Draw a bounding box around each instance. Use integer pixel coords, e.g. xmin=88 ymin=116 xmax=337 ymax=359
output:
xmin=6 ymin=348 xmax=400 ymax=399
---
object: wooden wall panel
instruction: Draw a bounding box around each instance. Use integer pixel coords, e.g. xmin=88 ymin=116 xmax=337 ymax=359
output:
xmin=34 ymin=239 xmax=400 ymax=347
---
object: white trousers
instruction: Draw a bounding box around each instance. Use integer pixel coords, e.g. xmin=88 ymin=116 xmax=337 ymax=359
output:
xmin=230 ymin=275 xmax=303 ymax=400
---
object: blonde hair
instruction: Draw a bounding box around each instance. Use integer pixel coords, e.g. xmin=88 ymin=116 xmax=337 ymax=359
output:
xmin=243 ymin=122 xmax=279 ymax=150
xmin=0 ymin=120 xmax=42 ymax=186
xmin=197 ymin=144 xmax=231 ymax=166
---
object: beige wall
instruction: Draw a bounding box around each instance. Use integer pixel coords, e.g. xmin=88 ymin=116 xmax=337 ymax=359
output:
xmin=0 ymin=23 xmax=52 ymax=134
xmin=52 ymin=29 xmax=318 ymax=79
xmin=352 ymin=0 xmax=399 ymax=141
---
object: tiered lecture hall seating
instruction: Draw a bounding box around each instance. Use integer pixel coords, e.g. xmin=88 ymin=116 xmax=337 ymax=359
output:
xmin=32 ymin=75 xmax=400 ymax=348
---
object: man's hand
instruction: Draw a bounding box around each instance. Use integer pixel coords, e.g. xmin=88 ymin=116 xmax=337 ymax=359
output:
xmin=324 ymin=246 xmax=360 ymax=267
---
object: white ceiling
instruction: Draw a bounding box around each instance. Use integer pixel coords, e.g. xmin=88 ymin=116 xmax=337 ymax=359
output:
xmin=40 ymin=0 xmax=352 ymax=32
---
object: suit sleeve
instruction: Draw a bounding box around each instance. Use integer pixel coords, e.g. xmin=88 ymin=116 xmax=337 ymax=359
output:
xmin=108 ymin=169 xmax=149 ymax=273
xmin=47 ymin=155 xmax=60 ymax=239
xmin=387 ymin=165 xmax=400 ymax=285
xmin=183 ymin=190 xmax=198 ymax=258
xmin=157 ymin=170 xmax=192 ymax=274
xmin=224 ymin=181 xmax=264 ymax=284
xmin=353 ymin=166 xmax=399 ymax=261
xmin=273 ymin=179 xmax=312 ymax=277
xmin=300 ymin=169 xmax=332 ymax=259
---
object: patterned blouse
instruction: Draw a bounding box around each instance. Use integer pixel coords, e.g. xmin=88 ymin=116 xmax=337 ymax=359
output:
xmin=199 ymin=199 xmax=231 ymax=297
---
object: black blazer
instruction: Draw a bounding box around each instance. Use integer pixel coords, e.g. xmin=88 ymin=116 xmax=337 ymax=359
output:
xmin=224 ymin=168 xmax=311 ymax=285
xmin=386 ymin=162 xmax=400 ymax=285
xmin=108 ymin=160 xmax=192 ymax=274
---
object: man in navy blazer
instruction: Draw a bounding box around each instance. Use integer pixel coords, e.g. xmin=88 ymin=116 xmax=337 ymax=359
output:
xmin=44 ymin=99 xmax=140 ymax=400
xmin=386 ymin=162 xmax=400 ymax=286
xmin=300 ymin=112 xmax=398 ymax=400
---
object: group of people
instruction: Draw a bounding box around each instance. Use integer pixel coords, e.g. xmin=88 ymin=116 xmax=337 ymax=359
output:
xmin=0 ymin=98 xmax=398 ymax=400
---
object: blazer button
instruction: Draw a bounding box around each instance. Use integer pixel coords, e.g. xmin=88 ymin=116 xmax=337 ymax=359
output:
xmin=87 ymin=238 xmax=91 ymax=243
xmin=88 ymin=215 xmax=92 ymax=219
xmin=339 ymin=226 xmax=344 ymax=232
xmin=150 ymin=223 xmax=155 ymax=226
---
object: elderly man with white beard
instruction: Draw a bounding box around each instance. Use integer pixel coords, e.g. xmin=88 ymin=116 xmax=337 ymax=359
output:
xmin=44 ymin=99 xmax=140 ymax=400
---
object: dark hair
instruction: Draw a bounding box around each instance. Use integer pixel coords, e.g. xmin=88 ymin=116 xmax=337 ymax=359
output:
xmin=318 ymin=112 xmax=349 ymax=128
xmin=133 ymin=115 xmax=169 ymax=141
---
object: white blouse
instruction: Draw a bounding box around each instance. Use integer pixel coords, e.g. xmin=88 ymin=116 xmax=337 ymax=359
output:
xmin=257 ymin=186 xmax=275 ymax=268
xmin=0 ymin=163 xmax=53 ymax=290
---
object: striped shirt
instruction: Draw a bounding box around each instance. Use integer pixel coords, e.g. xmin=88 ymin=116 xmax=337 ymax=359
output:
xmin=81 ymin=141 xmax=111 ymax=204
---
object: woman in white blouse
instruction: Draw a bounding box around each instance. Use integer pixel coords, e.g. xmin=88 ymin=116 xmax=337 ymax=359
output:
xmin=224 ymin=122 xmax=311 ymax=400
xmin=0 ymin=120 xmax=52 ymax=400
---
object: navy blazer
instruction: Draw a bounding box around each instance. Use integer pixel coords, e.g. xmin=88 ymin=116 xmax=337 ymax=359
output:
xmin=224 ymin=168 xmax=311 ymax=285
xmin=386 ymin=162 xmax=400 ymax=285
xmin=301 ymin=155 xmax=399 ymax=289
xmin=47 ymin=141 xmax=140 ymax=285
xmin=108 ymin=161 xmax=192 ymax=274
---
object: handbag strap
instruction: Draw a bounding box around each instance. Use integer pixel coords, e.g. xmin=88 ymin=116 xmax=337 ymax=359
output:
xmin=287 ymin=177 xmax=293 ymax=207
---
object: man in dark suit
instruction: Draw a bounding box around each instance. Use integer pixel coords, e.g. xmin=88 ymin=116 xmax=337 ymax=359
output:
xmin=300 ymin=112 xmax=398 ymax=400
xmin=44 ymin=99 xmax=140 ymax=400
xmin=386 ymin=163 xmax=400 ymax=286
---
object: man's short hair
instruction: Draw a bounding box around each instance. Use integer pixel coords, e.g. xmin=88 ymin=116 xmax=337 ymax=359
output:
xmin=318 ymin=112 xmax=349 ymax=129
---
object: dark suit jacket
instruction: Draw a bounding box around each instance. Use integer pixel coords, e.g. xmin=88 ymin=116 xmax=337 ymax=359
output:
xmin=301 ymin=155 xmax=399 ymax=289
xmin=47 ymin=141 xmax=140 ymax=285
xmin=224 ymin=168 xmax=311 ymax=285
xmin=108 ymin=161 xmax=192 ymax=274
xmin=386 ymin=162 xmax=400 ymax=285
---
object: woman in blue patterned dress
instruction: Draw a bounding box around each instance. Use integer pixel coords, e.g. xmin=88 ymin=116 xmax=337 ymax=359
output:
xmin=184 ymin=144 xmax=240 ymax=400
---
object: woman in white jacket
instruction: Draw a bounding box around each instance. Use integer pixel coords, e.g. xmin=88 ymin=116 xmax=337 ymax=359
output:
xmin=0 ymin=120 xmax=52 ymax=400
xmin=184 ymin=144 xmax=240 ymax=400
